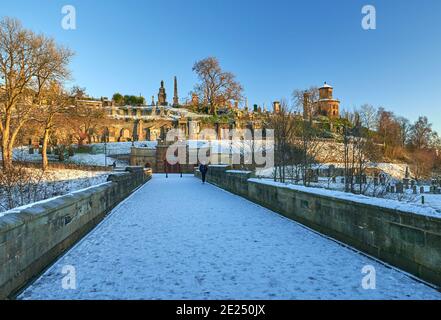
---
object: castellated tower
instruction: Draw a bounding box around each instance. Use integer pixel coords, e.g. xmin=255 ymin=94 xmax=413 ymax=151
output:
xmin=303 ymin=91 xmax=312 ymax=120
xmin=316 ymin=82 xmax=340 ymax=118
xmin=303 ymin=82 xmax=340 ymax=119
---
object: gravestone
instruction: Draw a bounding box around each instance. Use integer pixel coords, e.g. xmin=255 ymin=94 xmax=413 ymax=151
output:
xmin=403 ymin=178 xmax=410 ymax=189
xmin=328 ymin=165 xmax=336 ymax=177
xmin=420 ymin=186 xmax=425 ymax=194
xmin=396 ymin=183 xmax=404 ymax=194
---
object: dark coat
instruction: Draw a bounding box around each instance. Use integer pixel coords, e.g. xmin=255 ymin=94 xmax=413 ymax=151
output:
xmin=199 ymin=164 xmax=208 ymax=174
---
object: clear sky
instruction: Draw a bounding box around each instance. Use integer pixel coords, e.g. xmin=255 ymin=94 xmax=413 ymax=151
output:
xmin=1 ymin=0 xmax=440 ymax=130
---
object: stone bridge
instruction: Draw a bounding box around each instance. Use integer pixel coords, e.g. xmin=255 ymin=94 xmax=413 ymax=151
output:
xmin=16 ymin=174 xmax=441 ymax=299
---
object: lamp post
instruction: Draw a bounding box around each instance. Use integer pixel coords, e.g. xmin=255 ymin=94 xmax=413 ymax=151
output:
xmin=104 ymin=135 xmax=108 ymax=167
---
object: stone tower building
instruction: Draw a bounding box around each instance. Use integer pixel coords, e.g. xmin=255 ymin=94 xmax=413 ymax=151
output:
xmin=316 ymin=82 xmax=340 ymax=118
xmin=158 ymin=80 xmax=167 ymax=106
xmin=303 ymin=82 xmax=340 ymax=119
xmin=273 ymin=101 xmax=281 ymax=113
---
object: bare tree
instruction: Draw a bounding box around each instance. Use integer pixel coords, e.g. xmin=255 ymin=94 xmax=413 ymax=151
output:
xmin=292 ymin=86 xmax=319 ymax=120
xmin=358 ymin=104 xmax=377 ymax=131
xmin=192 ymin=57 xmax=243 ymax=115
xmin=296 ymin=120 xmax=329 ymax=186
xmin=410 ymin=116 xmax=435 ymax=150
xmin=65 ymin=88 xmax=107 ymax=145
xmin=397 ymin=116 xmax=411 ymax=148
xmin=267 ymin=100 xmax=297 ymax=182
xmin=410 ymin=149 xmax=436 ymax=180
xmin=0 ymin=17 xmax=72 ymax=169
xmin=376 ymin=108 xmax=402 ymax=159
xmin=0 ymin=163 xmax=45 ymax=210
xmin=34 ymin=81 xmax=70 ymax=170
xmin=342 ymin=112 xmax=380 ymax=194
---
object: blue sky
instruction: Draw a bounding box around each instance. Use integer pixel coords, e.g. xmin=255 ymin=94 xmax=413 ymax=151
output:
xmin=1 ymin=0 xmax=440 ymax=130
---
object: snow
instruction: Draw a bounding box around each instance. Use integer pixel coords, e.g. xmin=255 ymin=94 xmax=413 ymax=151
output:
xmin=226 ymin=170 xmax=252 ymax=174
xmin=89 ymin=141 xmax=158 ymax=155
xmin=1 ymin=146 xmax=125 ymax=167
xmin=66 ymin=153 xmax=125 ymax=166
xmin=249 ymin=178 xmax=441 ymax=218
xmin=256 ymin=163 xmax=410 ymax=180
xmin=19 ymin=175 xmax=440 ymax=300
xmin=0 ymin=182 xmax=111 ymax=218
xmin=0 ymin=169 xmax=109 ymax=214
xmin=187 ymin=139 xmax=272 ymax=155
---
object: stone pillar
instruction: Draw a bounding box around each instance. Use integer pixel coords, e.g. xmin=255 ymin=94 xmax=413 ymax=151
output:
xmin=173 ymin=76 xmax=179 ymax=107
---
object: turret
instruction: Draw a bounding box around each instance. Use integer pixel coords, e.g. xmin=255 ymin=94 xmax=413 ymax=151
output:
xmin=273 ymin=101 xmax=281 ymax=114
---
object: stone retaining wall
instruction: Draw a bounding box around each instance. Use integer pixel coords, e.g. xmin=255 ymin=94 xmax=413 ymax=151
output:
xmin=0 ymin=166 xmax=151 ymax=299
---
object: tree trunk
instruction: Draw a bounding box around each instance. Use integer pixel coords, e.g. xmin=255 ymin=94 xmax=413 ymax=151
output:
xmin=1 ymin=133 xmax=13 ymax=170
xmin=41 ymin=127 xmax=50 ymax=171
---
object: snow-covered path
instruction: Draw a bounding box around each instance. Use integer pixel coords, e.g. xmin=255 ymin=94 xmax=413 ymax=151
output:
xmin=19 ymin=175 xmax=441 ymax=300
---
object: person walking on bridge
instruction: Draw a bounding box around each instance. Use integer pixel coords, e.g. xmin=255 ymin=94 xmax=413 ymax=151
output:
xmin=199 ymin=163 xmax=208 ymax=184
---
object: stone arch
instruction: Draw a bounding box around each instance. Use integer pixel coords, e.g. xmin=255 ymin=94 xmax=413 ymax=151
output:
xmin=101 ymin=127 xmax=110 ymax=142
xmin=119 ymin=128 xmax=131 ymax=141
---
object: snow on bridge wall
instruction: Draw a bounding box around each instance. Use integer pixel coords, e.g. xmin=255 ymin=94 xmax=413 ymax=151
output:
xmin=196 ymin=166 xmax=441 ymax=289
xmin=0 ymin=166 xmax=152 ymax=299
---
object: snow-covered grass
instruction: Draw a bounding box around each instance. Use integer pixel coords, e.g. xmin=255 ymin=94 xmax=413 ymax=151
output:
xmin=0 ymin=168 xmax=109 ymax=215
xmin=65 ymin=153 xmax=126 ymax=167
xmin=251 ymin=178 xmax=441 ymax=218
xmin=256 ymin=162 xmax=410 ymax=180
xmin=2 ymin=146 xmax=125 ymax=167
xmin=253 ymin=164 xmax=441 ymax=216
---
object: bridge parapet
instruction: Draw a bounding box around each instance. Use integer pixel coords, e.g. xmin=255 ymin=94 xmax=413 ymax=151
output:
xmin=195 ymin=168 xmax=441 ymax=289
xmin=0 ymin=166 xmax=151 ymax=299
